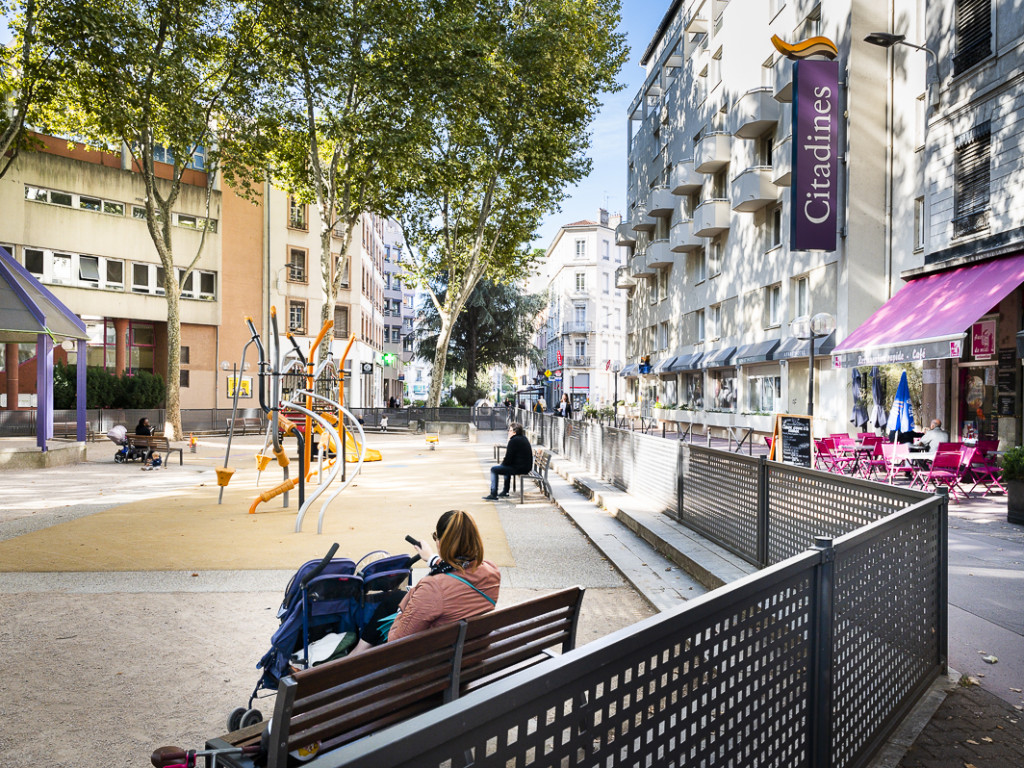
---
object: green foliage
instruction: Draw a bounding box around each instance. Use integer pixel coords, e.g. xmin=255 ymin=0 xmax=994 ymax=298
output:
xmin=53 ymin=362 xmax=165 ymax=409
xmin=440 ymin=396 xmax=459 ymax=407
xmin=450 ymin=386 xmax=486 ymax=406
xmin=416 ymin=279 xmax=545 ymax=392
xmin=1001 ymin=446 xmax=1024 ymax=482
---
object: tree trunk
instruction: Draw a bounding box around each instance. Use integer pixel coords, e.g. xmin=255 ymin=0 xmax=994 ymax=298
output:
xmin=466 ymin=310 xmax=478 ymax=395
xmin=164 ymin=276 xmax=183 ymax=439
xmin=428 ymin=313 xmax=453 ymax=407
xmin=318 ymin=220 xmax=336 ymax=361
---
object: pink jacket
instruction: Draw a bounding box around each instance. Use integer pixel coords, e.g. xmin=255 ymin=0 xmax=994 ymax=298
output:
xmin=387 ymin=560 xmax=501 ymax=642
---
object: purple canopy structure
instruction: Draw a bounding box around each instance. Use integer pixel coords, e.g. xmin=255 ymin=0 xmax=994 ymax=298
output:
xmin=0 ymin=246 xmax=89 ymax=450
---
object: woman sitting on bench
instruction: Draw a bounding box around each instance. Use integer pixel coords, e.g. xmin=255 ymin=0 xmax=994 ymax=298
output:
xmin=351 ymin=510 xmax=500 ymax=655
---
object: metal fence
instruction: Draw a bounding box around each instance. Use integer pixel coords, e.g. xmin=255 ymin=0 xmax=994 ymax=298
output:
xmin=312 ymin=410 xmax=945 ymax=768
xmin=318 ymin=495 xmax=945 ymax=768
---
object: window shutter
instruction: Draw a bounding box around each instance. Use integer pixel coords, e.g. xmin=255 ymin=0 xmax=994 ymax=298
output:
xmin=953 ymin=121 xmax=991 ymax=237
xmin=954 ymin=0 xmax=991 ymax=74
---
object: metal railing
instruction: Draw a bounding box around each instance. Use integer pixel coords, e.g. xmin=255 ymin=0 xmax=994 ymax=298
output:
xmin=311 ymin=410 xmax=947 ymax=768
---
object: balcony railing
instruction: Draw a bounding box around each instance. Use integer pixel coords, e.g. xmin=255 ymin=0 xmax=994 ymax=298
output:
xmin=562 ymin=321 xmax=594 ymax=334
xmin=730 ymin=166 xmax=779 ymax=213
xmin=565 ymin=356 xmax=592 ymax=368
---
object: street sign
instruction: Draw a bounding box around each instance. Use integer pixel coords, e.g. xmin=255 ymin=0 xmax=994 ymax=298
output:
xmin=556 ymin=350 xmax=563 ymax=366
xmin=361 ymin=362 xmax=373 ymax=374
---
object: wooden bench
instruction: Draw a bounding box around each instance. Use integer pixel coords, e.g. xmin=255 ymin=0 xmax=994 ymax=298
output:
xmin=199 ymin=587 xmax=585 ymax=768
xmin=132 ymin=435 xmax=184 ymax=466
xmin=514 ymin=448 xmax=551 ymax=502
xmin=52 ymin=421 xmax=96 ymax=441
xmin=227 ymin=416 xmax=264 ymax=435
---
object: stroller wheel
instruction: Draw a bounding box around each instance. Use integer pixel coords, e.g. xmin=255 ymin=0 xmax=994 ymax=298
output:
xmin=241 ymin=708 xmax=263 ymax=728
xmin=114 ymin=452 xmax=126 ymax=463
xmin=227 ymin=706 xmax=247 ymax=732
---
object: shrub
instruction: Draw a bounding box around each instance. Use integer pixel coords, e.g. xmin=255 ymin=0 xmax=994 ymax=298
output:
xmin=51 ymin=363 xmax=165 ymax=409
xmin=1001 ymin=446 xmax=1024 ymax=482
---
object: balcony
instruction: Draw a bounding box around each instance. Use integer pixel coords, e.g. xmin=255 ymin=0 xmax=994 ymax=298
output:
xmin=684 ymin=1 xmax=708 ymax=34
xmin=693 ymin=199 xmax=731 ymax=236
xmin=670 ymin=219 xmax=703 ymax=252
xmin=629 ymin=250 xmax=656 ymax=278
xmin=565 ymin=356 xmax=592 ymax=368
xmin=730 ymin=167 xmax=779 ymax=212
xmin=732 ymin=88 xmax=780 ymax=139
xmin=694 ymin=132 xmax=731 ymax=173
xmin=647 ymin=186 xmax=676 ymax=218
xmin=646 ymin=238 xmax=676 ymax=269
xmin=630 ymin=204 xmax=655 ymax=233
xmin=615 ymin=264 xmax=636 ymax=288
xmin=773 ymin=57 xmax=793 ymax=103
xmin=671 ymin=159 xmax=702 ymax=195
xmin=615 ymin=220 xmax=636 ymax=246
xmin=562 ymin=321 xmax=594 ymax=335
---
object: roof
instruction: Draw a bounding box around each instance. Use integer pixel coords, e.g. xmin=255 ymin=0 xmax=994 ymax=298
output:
xmin=0 ymin=247 xmax=88 ymax=343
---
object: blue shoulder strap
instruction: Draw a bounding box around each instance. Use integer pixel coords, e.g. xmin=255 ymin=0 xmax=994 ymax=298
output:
xmin=446 ymin=573 xmax=496 ymax=605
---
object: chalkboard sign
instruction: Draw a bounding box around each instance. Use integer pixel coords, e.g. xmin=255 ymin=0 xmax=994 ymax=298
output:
xmin=998 ymin=394 xmax=1015 ymax=416
xmin=771 ymin=413 xmax=813 ymax=468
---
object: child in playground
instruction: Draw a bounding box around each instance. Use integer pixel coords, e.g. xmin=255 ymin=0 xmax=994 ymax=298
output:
xmin=142 ymin=452 xmax=163 ymax=470
xmin=380 ymin=415 xmax=389 ymax=432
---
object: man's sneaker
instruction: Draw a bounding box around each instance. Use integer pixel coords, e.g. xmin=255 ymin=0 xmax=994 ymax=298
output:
xmin=482 ymin=494 xmax=499 ymax=501
xmin=497 ymin=492 xmax=510 ymax=498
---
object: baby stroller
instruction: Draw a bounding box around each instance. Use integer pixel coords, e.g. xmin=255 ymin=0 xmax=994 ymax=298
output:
xmin=107 ymin=425 xmax=147 ymax=463
xmin=228 ymin=543 xmax=417 ymax=731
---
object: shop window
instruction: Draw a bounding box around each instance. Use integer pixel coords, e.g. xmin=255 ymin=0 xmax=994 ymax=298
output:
xmin=748 ymin=374 xmax=781 ymax=413
xmin=954 ymin=0 xmax=991 ymax=75
xmin=953 ymin=121 xmax=990 ymax=238
xmin=685 ymin=372 xmax=704 ymax=409
xmin=709 ymin=369 xmax=737 ymax=410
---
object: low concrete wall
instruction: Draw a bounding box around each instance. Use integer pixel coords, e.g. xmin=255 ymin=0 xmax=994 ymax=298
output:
xmin=423 ymin=421 xmax=478 ymax=442
xmin=0 ymin=441 xmax=87 ymax=470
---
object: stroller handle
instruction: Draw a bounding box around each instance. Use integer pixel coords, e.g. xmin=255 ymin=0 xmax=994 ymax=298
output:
xmin=152 ymin=744 xmax=261 ymax=767
xmin=299 ymin=542 xmax=341 ymax=590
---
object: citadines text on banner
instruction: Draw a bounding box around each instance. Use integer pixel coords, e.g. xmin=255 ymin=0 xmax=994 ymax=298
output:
xmin=791 ymin=59 xmax=839 ymax=251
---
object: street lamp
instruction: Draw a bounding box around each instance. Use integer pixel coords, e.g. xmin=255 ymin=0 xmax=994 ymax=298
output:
xmin=864 ymin=32 xmax=939 ymax=107
xmin=792 ymin=312 xmax=835 ymax=419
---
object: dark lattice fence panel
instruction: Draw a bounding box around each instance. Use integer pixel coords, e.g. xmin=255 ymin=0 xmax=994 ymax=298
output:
xmin=324 ymin=552 xmax=821 ymax=768
xmin=766 ymin=465 xmax=926 ymax=564
xmin=830 ymin=501 xmax=945 ymax=768
xmin=678 ymin=446 xmax=761 ymax=563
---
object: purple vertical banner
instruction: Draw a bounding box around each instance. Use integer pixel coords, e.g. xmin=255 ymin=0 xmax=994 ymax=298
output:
xmin=791 ymin=59 xmax=839 ymax=251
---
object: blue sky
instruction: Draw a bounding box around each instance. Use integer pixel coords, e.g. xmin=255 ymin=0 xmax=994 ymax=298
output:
xmin=532 ymin=0 xmax=670 ymax=250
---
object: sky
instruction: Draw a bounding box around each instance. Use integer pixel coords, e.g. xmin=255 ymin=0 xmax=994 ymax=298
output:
xmin=532 ymin=0 xmax=671 ymax=251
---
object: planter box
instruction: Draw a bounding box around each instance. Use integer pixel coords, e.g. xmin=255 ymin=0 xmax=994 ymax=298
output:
xmin=1008 ymin=480 xmax=1024 ymax=525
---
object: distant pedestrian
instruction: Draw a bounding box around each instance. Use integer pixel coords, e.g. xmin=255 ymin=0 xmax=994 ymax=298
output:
xmin=557 ymin=393 xmax=572 ymax=419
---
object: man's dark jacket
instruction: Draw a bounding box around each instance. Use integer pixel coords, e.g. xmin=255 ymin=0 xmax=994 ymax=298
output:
xmin=502 ymin=434 xmax=533 ymax=474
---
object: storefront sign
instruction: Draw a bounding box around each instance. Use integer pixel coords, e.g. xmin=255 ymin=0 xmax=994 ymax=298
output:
xmin=998 ymin=395 xmax=1015 ymax=416
xmin=832 ymin=337 xmax=965 ymax=368
xmin=791 ymin=59 xmax=839 ymax=252
xmin=771 ymin=413 xmax=813 ymax=468
xmin=971 ymin=319 xmax=996 ymax=359
xmin=226 ymin=375 xmax=252 ymax=399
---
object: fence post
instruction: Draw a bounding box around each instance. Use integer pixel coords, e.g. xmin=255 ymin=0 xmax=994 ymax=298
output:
xmin=676 ymin=441 xmax=686 ymax=523
xmin=810 ymin=535 xmax=835 ymax=768
xmin=937 ymin=486 xmax=949 ymax=673
xmin=756 ymin=456 xmax=769 ymax=567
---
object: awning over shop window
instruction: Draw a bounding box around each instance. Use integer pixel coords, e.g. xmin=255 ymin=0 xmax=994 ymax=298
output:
xmin=734 ymin=339 xmax=781 ymax=365
xmin=620 ymin=363 xmax=639 ymax=378
xmin=653 ymin=356 xmax=677 ymax=375
xmin=668 ymin=352 xmax=704 ymax=372
xmin=775 ymin=331 xmax=836 ymax=360
xmin=700 ymin=346 xmax=737 ymax=369
xmin=832 ymin=253 xmax=1024 ymax=367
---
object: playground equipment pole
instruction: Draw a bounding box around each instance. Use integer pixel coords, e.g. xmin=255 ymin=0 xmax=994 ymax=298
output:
xmin=219 ymin=340 xmax=254 ymax=504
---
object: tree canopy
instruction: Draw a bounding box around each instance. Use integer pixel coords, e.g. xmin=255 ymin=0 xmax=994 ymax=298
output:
xmin=416 ymin=279 xmax=545 ymax=399
xmin=397 ymin=0 xmax=626 ymax=406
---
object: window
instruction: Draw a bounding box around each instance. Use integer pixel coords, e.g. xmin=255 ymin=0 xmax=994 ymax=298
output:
xmin=604 ymin=307 xmax=611 ymax=329
xmin=709 ymin=237 xmax=723 ymax=276
xmin=650 ymin=271 xmax=659 ymax=304
xmin=180 ymin=370 xmax=190 ymax=388
xmin=288 ymin=247 xmax=307 ymax=283
xmin=574 ymin=304 xmax=586 ymax=324
xmin=795 ymin=276 xmax=809 ymax=318
xmin=181 ymin=346 xmax=190 ymax=365
xmin=685 ymin=372 xmax=704 ymax=408
xmin=133 ymin=205 xmax=148 ymax=220
xmin=25 ymin=185 xmax=125 ymax=216
xmin=749 ymin=374 xmax=782 ymax=413
xmin=333 ymin=306 xmax=349 ymax=336
xmin=50 ymin=191 xmax=72 ymax=207
xmin=288 ymin=196 xmax=308 ymax=230
xmin=615 ymin=308 xmax=622 ymax=329
xmin=52 ymin=253 xmax=72 ymax=283
xmin=129 ymin=322 xmax=156 ymax=373
xmin=710 ymin=370 xmax=737 ymax=410
xmin=954 ymin=0 xmax=991 ymax=75
xmin=175 ymin=213 xmax=217 ymax=232
xmin=575 ymin=239 xmax=586 ymax=259
xmin=953 ymin=121 xmax=990 ymax=238
xmin=79 ymin=195 xmax=101 ymax=212
xmin=694 ymin=247 xmax=707 ymax=282
xmin=766 ymin=283 xmax=782 ymax=327
xmin=767 ymin=204 xmax=783 ymax=249
xmin=24 ymin=248 xmax=44 ymax=275
xmin=106 ymin=259 xmax=124 ymax=287
xmin=914 ymin=197 xmax=925 ymax=251
xmin=603 ymin=272 xmax=610 ymax=294
xmin=288 ymin=300 xmax=307 ymax=334
xmin=602 ymin=240 xmax=610 ymax=260
xmin=132 ymin=263 xmax=166 ymax=295
xmin=177 ymin=268 xmax=216 ymax=299
xmin=757 ymin=132 xmax=773 ymax=167
xmin=78 ymin=255 xmax=100 ymax=285
xmin=711 ymin=169 xmax=728 ymax=199
xmin=709 ymin=304 xmax=721 ymax=340
xmin=696 ymin=309 xmax=705 ymax=342
xmin=659 ymin=321 xmax=669 ymax=350
xmin=575 ymin=272 xmax=586 ymax=291
xmin=915 ymin=95 xmax=927 ymax=150
xmin=659 ymin=269 xmax=668 ymax=300
xmin=575 ymin=340 xmax=587 ymax=358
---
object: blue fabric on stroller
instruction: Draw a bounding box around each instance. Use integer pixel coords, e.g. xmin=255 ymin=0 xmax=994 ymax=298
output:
xmin=249 ymin=545 xmax=415 ymax=707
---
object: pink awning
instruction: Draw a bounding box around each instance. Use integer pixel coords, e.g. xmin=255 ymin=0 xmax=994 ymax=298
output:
xmin=832 ymin=253 xmax=1024 ymax=367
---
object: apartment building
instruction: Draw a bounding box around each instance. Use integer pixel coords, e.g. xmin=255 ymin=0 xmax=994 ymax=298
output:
xmin=0 ymin=134 xmax=260 ymax=410
xmin=621 ymin=0 xmax=921 ymax=437
xmin=1 ymin=133 xmax=400 ymax=412
xmin=531 ymin=210 xmax=630 ymax=409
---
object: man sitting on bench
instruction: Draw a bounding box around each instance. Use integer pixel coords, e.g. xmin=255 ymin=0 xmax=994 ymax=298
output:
xmin=484 ymin=423 xmax=532 ymax=501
